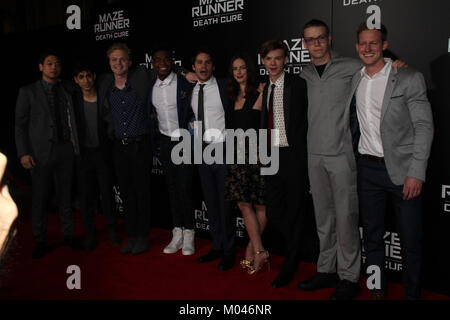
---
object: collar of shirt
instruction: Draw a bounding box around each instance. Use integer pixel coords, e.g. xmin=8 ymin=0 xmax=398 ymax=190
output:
xmin=269 ymin=72 xmax=285 ymax=88
xmin=41 ymin=78 xmax=61 ymax=89
xmin=111 ymin=80 xmax=131 ymax=92
xmin=195 ymin=76 xmax=217 ymax=89
xmin=360 ymin=58 xmax=392 ymax=80
xmin=155 ymin=72 xmax=176 ymax=88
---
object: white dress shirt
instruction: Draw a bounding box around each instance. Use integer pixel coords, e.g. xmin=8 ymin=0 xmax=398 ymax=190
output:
xmin=267 ymin=72 xmax=289 ymax=147
xmin=152 ymin=72 xmax=180 ymax=138
xmin=356 ymin=59 xmax=392 ymax=157
xmin=191 ymin=76 xmax=225 ymax=143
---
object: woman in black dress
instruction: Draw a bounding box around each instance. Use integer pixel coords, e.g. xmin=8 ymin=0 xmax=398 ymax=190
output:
xmin=225 ymin=54 xmax=269 ymax=274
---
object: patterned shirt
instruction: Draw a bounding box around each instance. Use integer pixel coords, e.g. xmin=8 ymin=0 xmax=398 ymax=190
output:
xmin=41 ymin=79 xmax=71 ymax=143
xmin=108 ymin=81 xmax=149 ymax=139
xmin=267 ymin=73 xmax=289 ymax=147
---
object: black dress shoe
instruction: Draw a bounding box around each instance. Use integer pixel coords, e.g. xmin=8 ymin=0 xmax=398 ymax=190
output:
xmin=298 ymin=272 xmax=340 ymax=291
xmin=218 ymin=255 xmax=235 ymax=271
xmin=108 ymin=231 xmax=122 ymax=246
xmin=132 ymin=237 xmax=149 ymax=255
xmin=330 ymin=280 xmax=360 ymax=300
xmin=197 ymin=249 xmax=223 ymax=263
xmin=120 ymin=238 xmax=137 ymax=254
xmin=83 ymin=235 xmax=97 ymax=251
xmin=32 ymin=242 xmax=48 ymax=259
xmin=271 ymin=271 xmax=294 ymax=288
xmin=63 ymin=237 xmax=84 ymax=251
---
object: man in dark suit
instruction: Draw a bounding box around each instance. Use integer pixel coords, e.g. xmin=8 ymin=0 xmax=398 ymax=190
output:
xmin=259 ymin=40 xmax=309 ymax=288
xmin=15 ymin=50 xmax=82 ymax=258
xmin=72 ymin=61 xmax=121 ymax=250
xmin=190 ymin=48 xmax=236 ymax=270
xmin=147 ymin=47 xmax=196 ymax=256
xmin=349 ymin=23 xmax=434 ymax=300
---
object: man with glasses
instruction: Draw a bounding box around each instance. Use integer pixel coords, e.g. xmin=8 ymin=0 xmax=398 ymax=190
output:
xmin=298 ymin=19 xmax=363 ymax=300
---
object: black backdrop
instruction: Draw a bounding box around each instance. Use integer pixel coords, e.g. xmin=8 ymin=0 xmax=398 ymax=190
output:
xmin=1 ymin=0 xmax=450 ymax=296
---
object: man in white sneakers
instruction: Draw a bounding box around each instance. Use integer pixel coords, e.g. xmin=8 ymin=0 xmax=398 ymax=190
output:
xmin=147 ymin=47 xmax=196 ymax=256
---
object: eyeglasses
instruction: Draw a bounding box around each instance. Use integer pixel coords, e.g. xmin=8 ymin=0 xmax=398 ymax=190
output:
xmin=304 ymin=34 xmax=329 ymax=45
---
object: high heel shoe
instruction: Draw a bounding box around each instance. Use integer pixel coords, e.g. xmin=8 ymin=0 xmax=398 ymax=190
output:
xmin=248 ymin=250 xmax=270 ymax=274
xmin=240 ymin=259 xmax=253 ymax=270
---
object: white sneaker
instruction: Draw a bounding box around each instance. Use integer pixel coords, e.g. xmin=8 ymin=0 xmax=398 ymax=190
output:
xmin=163 ymin=227 xmax=183 ymax=254
xmin=182 ymin=229 xmax=195 ymax=256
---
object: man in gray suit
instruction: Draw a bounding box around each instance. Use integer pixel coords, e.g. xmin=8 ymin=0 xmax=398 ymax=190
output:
xmin=350 ymin=23 xmax=434 ymax=300
xmin=15 ymin=50 xmax=81 ymax=259
xmin=298 ymin=20 xmax=362 ymax=300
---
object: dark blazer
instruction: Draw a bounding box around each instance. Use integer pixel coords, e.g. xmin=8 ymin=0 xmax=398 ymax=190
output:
xmin=15 ymin=79 xmax=80 ymax=165
xmin=147 ymin=73 xmax=195 ymax=154
xmin=260 ymin=73 xmax=308 ymax=162
xmin=72 ymin=86 xmax=112 ymax=156
xmin=148 ymin=73 xmax=195 ymax=131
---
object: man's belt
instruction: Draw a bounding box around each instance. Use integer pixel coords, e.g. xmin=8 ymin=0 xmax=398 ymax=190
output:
xmin=116 ymin=135 xmax=148 ymax=146
xmin=360 ymin=154 xmax=385 ymax=164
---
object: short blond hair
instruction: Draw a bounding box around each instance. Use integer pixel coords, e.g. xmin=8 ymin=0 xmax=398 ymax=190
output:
xmin=107 ymin=42 xmax=132 ymax=60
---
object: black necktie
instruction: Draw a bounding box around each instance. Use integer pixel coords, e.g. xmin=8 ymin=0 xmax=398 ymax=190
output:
xmin=198 ymin=84 xmax=206 ymax=141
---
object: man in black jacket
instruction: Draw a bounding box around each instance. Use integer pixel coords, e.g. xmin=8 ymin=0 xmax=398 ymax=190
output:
xmin=73 ymin=61 xmax=121 ymax=250
xmin=15 ymin=50 xmax=82 ymax=258
xmin=259 ymin=40 xmax=309 ymax=288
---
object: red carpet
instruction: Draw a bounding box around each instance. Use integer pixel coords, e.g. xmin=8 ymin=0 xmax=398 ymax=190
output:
xmin=0 ymin=208 xmax=449 ymax=301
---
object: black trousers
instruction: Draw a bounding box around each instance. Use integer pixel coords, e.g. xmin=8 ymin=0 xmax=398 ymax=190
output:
xmin=31 ymin=142 xmax=74 ymax=243
xmin=357 ymin=157 xmax=422 ymax=299
xmin=158 ymin=134 xmax=194 ymax=229
xmin=76 ymin=147 xmax=117 ymax=237
xmin=198 ymin=142 xmax=235 ymax=256
xmin=265 ymin=147 xmax=308 ymax=276
xmin=113 ymin=136 xmax=151 ymax=238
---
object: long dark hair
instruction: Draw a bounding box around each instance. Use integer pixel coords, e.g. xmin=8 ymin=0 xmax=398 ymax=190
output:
xmin=227 ymin=53 xmax=258 ymax=102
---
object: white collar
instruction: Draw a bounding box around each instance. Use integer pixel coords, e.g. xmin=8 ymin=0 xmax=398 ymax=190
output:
xmin=155 ymin=72 xmax=176 ymax=87
xmin=361 ymin=58 xmax=392 ymax=79
xmin=197 ymin=76 xmax=216 ymax=88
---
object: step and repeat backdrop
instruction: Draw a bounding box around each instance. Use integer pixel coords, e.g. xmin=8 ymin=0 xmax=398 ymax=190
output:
xmin=2 ymin=0 xmax=450 ymax=295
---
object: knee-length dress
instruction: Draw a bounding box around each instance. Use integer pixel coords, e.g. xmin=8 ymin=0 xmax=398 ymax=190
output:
xmin=225 ymin=93 xmax=265 ymax=205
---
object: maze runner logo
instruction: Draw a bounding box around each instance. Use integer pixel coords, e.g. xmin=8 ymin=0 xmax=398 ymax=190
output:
xmin=195 ymin=201 xmax=246 ymax=238
xmin=442 ymin=185 xmax=450 ymax=212
xmin=343 ymin=0 xmax=382 ymax=6
xmin=360 ymin=227 xmax=403 ymax=271
xmin=192 ymin=0 xmax=244 ymax=28
xmin=140 ymin=53 xmax=182 ymax=70
xmin=258 ymin=39 xmax=311 ymax=76
xmin=94 ymin=10 xmax=131 ymax=41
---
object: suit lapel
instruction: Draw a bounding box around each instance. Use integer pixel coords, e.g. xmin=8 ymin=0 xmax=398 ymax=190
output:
xmin=217 ymin=78 xmax=228 ymax=112
xmin=283 ymin=74 xmax=291 ymax=134
xmin=260 ymin=81 xmax=269 ymax=129
xmin=380 ymin=67 xmax=398 ymax=124
xmin=350 ymin=72 xmax=363 ymax=99
xmin=35 ymin=81 xmax=53 ymax=125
